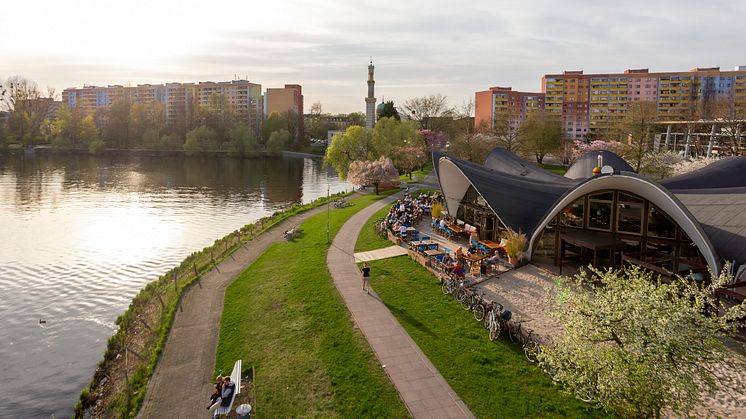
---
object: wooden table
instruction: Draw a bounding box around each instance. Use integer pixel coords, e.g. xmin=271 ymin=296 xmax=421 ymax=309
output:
xmin=479 ymin=240 xmax=505 ymax=251
xmin=559 ymin=230 xmax=626 ymax=274
xmin=424 ymin=249 xmax=444 ymax=257
xmin=447 ymin=224 xmax=465 ymax=234
xmin=463 ymin=253 xmax=489 ymax=273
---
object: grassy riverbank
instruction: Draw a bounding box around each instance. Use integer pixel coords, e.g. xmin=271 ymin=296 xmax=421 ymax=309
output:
xmin=215 ymin=191 xmax=408 ymax=417
xmin=75 ymin=191 xmax=352 ymax=418
xmin=355 ymin=207 xmax=610 ymax=418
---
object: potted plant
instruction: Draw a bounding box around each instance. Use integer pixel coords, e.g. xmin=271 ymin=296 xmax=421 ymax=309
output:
xmin=502 ymin=228 xmax=528 ymax=266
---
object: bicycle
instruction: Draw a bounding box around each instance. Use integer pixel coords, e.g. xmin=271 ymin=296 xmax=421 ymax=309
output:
xmin=484 ymin=303 xmax=506 ymax=341
xmin=523 ymin=330 xmax=541 ymax=363
xmin=472 ymin=293 xmax=490 ymax=322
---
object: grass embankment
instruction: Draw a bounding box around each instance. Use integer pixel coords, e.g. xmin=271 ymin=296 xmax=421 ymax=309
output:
xmin=542 ymin=163 xmax=567 ymax=175
xmin=75 ymin=191 xmax=352 ymax=418
xmin=400 ymin=160 xmax=434 ymax=182
xmin=215 ymin=190 xmax=409 ymax=418
xmin=355 ymin=207 xmax=611 ymax=418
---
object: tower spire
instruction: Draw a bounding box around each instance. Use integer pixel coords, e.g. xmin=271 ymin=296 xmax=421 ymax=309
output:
xmin=365 ymin=58 xmax=376 ymax=129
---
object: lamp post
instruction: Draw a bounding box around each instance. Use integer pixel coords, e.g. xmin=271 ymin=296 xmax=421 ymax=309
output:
xmin=326 ymin=184 xmax=330 ymax=244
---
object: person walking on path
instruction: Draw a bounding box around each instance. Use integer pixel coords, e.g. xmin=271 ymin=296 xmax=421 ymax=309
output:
xmin=362 ymin=262 xmax=371 ymax=294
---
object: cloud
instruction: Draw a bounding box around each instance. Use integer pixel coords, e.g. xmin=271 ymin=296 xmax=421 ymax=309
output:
xmin=2 ymin=0 xmax=746 ymax=113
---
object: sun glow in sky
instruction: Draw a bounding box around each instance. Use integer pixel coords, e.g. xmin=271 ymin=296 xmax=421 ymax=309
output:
xmin=2 ymin=0 xmax=746 ymax=113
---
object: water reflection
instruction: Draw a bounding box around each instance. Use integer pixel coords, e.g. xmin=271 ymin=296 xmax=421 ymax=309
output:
xmin=0 ymin=153 xmax=350 ymax=418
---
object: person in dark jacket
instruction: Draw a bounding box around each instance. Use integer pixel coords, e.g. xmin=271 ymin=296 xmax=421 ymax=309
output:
xmin=220 ymin=376 xmax=236 ymax=407
xmin=206 ymin=375 xmax=223 ymax=410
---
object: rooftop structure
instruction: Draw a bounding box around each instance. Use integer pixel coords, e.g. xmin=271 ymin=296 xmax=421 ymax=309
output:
xmin=434 ymin=149 xmax=746 ymax=277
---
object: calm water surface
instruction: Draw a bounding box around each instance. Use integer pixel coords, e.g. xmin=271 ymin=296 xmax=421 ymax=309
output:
xmin=0 ymin=153 xmax=350 ymax=418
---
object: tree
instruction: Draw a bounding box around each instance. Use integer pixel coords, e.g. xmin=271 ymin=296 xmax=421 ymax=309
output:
xmin=540 ymin=265 xmax=746 ymax=418
xmin=401 ymin=94 xmax=453 ymax=130
xmin=324 ymin=125 xmax=374 ymax=178
xmin=196 ymin=93 xmax=238 ymax=144
xmin=266 ymin=129 xmax=290 ymax=156
xmin=346 ymin=156 xmax=399 ymax=195
xmin=307 ymin=101 xmax=329 ymax=141
xmin=447 ymin=131 xmax=497 ymax=163
xmin=395 ymin=145 xmax=428 ymax=179
xmin=518 ymin=110 xmax=564 ymax=164
xmin=347 ymin=112 xmax=366 ymax=127
xmin=130 ymin=101 xmax=165 ymax=147
xmin=1 ymin=76 xmax=57 ymax=145
xmin=487 ymin=111 xmax=522 ymax=152
xmin=612 ymin=101 xmax=659 ymax=172
xmin=141 ymin=128 xmax=160 ymax=149
xmin=280 ymin=109 xmax=303 ymax=148
xmin=184 ymin=126 xmax=217 ymax=154
xmin=103 ymin=97 xmax=132 ymax=148
xmin=228 ymin=122 xmax=259 ymax=156
xmin=262 ymin=112 xmax=285 ymax=144
xmin=377 ymin=100 xmax=400 ymax=121
xmin=421 ymin=129 xmax=447 ymax=150
xmin=709 ymin=99 xmax=746 ymax=155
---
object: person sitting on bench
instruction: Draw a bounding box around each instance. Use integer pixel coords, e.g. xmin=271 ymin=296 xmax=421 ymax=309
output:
xmin=219 ymin=376 xmax=236 ymax=409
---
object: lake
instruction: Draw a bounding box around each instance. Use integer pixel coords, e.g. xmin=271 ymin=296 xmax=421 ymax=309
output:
xmin=0 ymin=153 xmax=351 ymax=418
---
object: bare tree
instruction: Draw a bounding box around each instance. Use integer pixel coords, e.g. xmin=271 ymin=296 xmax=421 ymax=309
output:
xmin=401 ymin=94 xmax=453 ymax=131
xmin=612 ymin=101 xmax=660 ymax=172
xmin=488 ymin=111 xmax=521 ymax=152
xmin=1 ymin=76 xmax=57 ymax=145
xmin=709 ymin=99 xmax=745 ymax=155
xmin=518 ymin=110 xmax=564 ymax=164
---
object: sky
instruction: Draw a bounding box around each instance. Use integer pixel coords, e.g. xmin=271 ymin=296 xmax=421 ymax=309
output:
xmin=1 ymin=0 xmax=745 ymax=114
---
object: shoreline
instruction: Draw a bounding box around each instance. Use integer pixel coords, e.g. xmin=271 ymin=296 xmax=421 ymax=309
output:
xmin=0 ymin=146 xmax=327 ymax=159
xmin=75 ymin=191 xmax=351 ymax=418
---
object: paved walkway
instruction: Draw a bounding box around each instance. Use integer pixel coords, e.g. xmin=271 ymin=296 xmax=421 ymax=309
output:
xmin=354 ymin=245 xmax=408 ymax=262
xmin=327 ymin=192 xmax=475 ymax=419
xmin=137 ymin=204 xmax=330 ymax=418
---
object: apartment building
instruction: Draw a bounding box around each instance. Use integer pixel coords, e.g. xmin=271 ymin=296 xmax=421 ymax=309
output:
xmin=265 ymin=84 xmax=303 ymax=116
xmin=474 ymin=86 xmax=544 ymax=132
xmin=61 ymin=79 xmax=264 ymax=132
xmin=541 ymin=66 xmax=746 ymax=139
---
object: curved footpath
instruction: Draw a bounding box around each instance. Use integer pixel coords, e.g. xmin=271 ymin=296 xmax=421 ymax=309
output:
xmin=327 ymin=190 xmax=475 ymax=419
xmin=137 ymin=203 xmax=329 ymax=418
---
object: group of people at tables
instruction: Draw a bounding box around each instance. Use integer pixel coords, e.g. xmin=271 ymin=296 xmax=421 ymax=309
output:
xmin=409 ymin=230 xmax=507 ymax=278
xmin=384 ymin=192 xmax=444 ymax=241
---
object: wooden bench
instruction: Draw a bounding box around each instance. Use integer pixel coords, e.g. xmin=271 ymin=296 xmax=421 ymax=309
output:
xmin=212 ymin=359 xmax=242 ymax=417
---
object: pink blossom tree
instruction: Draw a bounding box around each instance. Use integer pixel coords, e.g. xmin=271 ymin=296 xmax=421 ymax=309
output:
xmin=571 ymin=140 xmax=626 ymax=162
xmin=347 ymin=156 xmax=399 ymax=195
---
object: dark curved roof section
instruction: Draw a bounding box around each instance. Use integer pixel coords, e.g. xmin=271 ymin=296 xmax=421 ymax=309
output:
xmin=432 ymin=150 xmax=446 ymax=181
xmin=661 ymin=157 xmax=746 ymax=190
xmin=483 ymin=148 xmax=576 ymax=184
xmin=565 ymin=150 xmax=634 ymax=180
xmin=674 ymin=186 xmax=746 ymax=267
xmin=440 ymin=156 xmax=571 ymax=237
xmin=527 ymin=172 xmax=721 ymax=271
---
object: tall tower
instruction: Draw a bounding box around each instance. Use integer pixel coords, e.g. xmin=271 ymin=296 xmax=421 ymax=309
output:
xmin=365 ymin=58 xmax=376 ymax=129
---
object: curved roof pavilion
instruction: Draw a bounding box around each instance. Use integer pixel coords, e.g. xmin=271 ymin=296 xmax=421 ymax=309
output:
xmin=434 ymin=149 xmax=746 ymax=274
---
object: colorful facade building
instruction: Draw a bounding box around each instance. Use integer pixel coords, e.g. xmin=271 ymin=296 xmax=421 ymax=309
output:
xmin=477 ymin=66 xmax=746 ymax=141
xmin=474 ymin=86 xmax=544 ymax=132
xmin=541 ymin=66 xmax=746 ymax=139
xmin=61 ymin=80 xmax=264 ymax=132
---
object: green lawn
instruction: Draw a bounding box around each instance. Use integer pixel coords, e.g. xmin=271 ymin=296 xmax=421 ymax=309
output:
xmin=354 ymin=204 xmax=393 ymax=253
xmin=542 ymin=163 xmax=567 ymax=175
xmin=215 ymin=190 xmax=408 ymax=418
xmin=400 ymin=160 xmax=434 ymax=182
xmin=357 ymin=211 xmax=610 ymax=417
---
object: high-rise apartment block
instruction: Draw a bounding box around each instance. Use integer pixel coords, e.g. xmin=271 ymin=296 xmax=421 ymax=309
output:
xmin=476 ymin=66 xmax=746 ymax=140
xmin=61 ymin=80 xmax=264 ymax=132
xmin=474 ymin=86 xmax=544 ymax=131
xmin=264 ymin=84 xmax=303 ymax=116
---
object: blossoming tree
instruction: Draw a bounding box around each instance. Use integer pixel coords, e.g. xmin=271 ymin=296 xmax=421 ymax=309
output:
xmin=346 ymin=156 xmax=399 ymax=195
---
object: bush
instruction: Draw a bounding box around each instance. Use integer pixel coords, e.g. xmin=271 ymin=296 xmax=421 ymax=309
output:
xmin=88 ymin=139 xmax=106 ymax=154
xmin=266 ymin=129 xmax=290 ymax=156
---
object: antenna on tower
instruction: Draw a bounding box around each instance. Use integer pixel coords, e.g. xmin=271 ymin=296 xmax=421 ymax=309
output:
xmin=370 ymin=56 xmax=372 ymax=65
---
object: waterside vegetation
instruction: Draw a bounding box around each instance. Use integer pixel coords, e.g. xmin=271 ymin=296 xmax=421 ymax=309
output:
xmin=74 ymin=190 xmax=352 ymax=418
